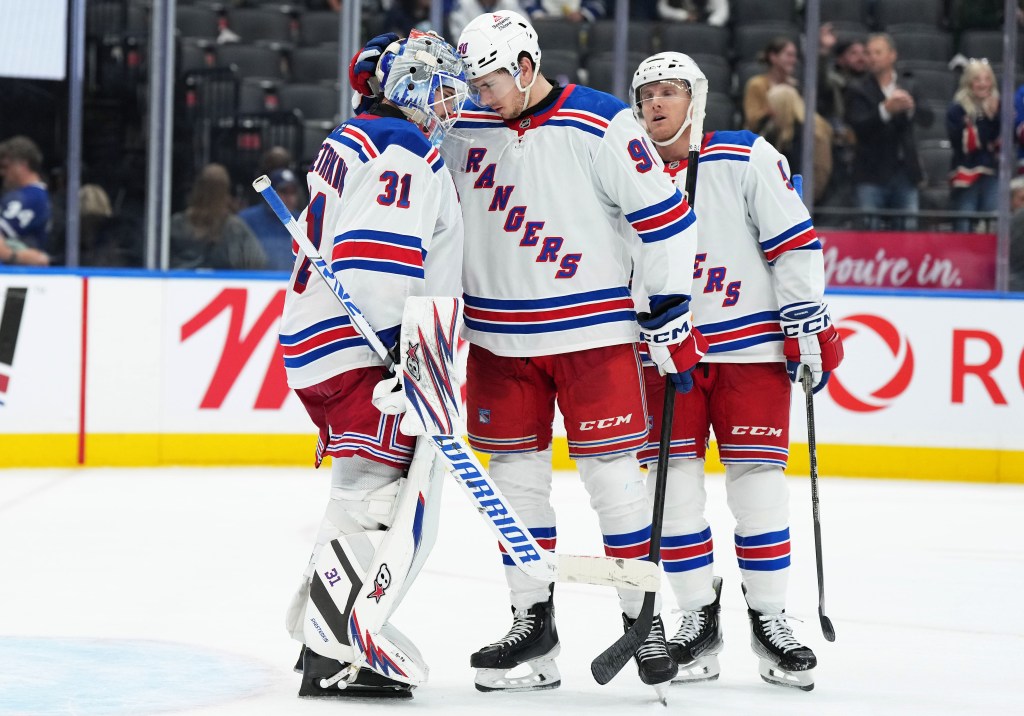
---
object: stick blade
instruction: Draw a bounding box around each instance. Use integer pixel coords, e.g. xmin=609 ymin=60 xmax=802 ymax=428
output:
xmin=819 ymin=612 xmax=836 ymax=642
xmin=590 ymin=596 xmax=654 ymax=685
xmin=557 ymin=554 xmax=661 ymax=591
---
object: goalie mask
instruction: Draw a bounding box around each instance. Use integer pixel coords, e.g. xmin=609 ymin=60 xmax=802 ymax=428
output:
xmin=631 ymin=52 xmax=707 ymax=147
xmin=376 ymin=30 xmax=469 ymax=147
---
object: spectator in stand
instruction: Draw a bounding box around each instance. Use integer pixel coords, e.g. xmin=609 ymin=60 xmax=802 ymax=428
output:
xmin=742 ymin=36 xmax=799 ymax=134
xmin=0 ymin=136 xmax=51 ymax=253
xmin=170 ymin=163 xmax=267 ymax=271
xmin=817 ymin=27 xmax=867 ymax=207
xmin=239 ymin=168 xmax=301 ymax=272
xmin=259 ymin=145 xmax=295 ymax=176
xmin=1013 ymin=84 xmax=1024 ymax=173
xmin=450 ymin=0 xmax=526 ymax=41
xmin=845 ymin=33 xmax=933 ymax=230
xmin=656 ymin=0 xmax=728 ymax=25
xmin=384 ymin=0 xmax=441 ymax=35
xmin=760 ymin=84 xmax=833 ymax=202
xmin=947 ymin=59 xmax=1000 ymax=233
xmin=817 ymin=26 xmax=867 ymax=130
xmin=79 ymin=184 xmax=143 ymax=268
xmin=523 ymin=0 xmax=605 ymax=23
xmin=0 ymin=235 xmax=48 ymax=266
xmin=1011 ymin=176 xmax=1024 ymax=291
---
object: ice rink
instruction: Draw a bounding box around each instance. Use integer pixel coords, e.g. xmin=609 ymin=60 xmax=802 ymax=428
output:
xmin=0 ymin=465 xmax=1020 ymax=716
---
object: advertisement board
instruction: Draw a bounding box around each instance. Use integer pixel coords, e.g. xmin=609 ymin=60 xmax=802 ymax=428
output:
xmin=0 ymin=271 xmax=1021 ymax=481
xmin=820 ymin=229 xmax=997 ymax=290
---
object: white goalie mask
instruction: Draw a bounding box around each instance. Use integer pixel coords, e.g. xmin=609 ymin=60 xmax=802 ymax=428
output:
xmin=458 ymin=10 xmax=542 ymax=110
xmin=631 ymin=52 xmax=707 ymax=147
xmin=376 ymin=30 xmax=469 ymax=147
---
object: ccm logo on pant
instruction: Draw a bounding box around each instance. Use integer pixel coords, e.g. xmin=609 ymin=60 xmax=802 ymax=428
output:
xmin=731 ymin=425 xmax=783 ymax=436
xmin=579 ymin=414 xmax=633 ymax=431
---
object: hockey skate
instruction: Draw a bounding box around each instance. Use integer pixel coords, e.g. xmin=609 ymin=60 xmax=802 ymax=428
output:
xmin=471 ymin=589 xmax=560 ymax=692
xmin=298 ymin=646 xmax=414 ymax=699
xmin=745 ymin=587 xmax=816 ymax=691
xmin=668 ymin=576 xmax=724 ymax=683
xmin=623 ymin=612 xmax=678 ymax=702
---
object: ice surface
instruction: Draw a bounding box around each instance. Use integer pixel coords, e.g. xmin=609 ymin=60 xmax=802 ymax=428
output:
xmin=0 ymin=467 xmax=1020 ymax=715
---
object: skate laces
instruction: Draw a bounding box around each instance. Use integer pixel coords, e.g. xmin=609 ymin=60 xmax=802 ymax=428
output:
xmin=489 ymin=609 xmax=535 ymax=648
xmin=636 ymin=619 xmax=670 ymax=662
xmin=758 ymin=613 xmax=803 ymax=653
xmin=670 ymin=608 xmax=706 ymax=645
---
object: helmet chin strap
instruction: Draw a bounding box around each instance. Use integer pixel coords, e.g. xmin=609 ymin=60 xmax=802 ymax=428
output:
xmin=652 ymin=111 xmax=692 ymax=147
xmin=515 ymin=61 xmax=540 ymax=115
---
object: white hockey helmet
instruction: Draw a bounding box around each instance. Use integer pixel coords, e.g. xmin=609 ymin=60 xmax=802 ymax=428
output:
xmin=631 ymin=52 xmax=707 ymax=145
xmin=458 ymin=10 xmax=542 ymax=87
xmin=375 ymin=30 xmax=469 ymax=147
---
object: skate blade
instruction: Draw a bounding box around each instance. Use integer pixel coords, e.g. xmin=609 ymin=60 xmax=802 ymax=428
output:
xmin=653 ymin=682 xmax=670 ymax=706
xmin=758 ymin=660 xmax=814 ymax=691
xmin=475 ymin=659 xmax=561 ymax=692
xmin=671 ymin=654 xmax=721 ymax=684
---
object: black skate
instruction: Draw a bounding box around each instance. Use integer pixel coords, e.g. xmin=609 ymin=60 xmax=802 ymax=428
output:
xmin=471 ymin=589 xmax=560 ymax=692
xmin=746 ymin=592 xmax=816 ymax=691
xmin=668 ymin=576 xmax=724 ymax=683
xmin=623 ymin=612 xmax=678 ymax=698
xmin=298 ymin=647 xmax=413 ymax=699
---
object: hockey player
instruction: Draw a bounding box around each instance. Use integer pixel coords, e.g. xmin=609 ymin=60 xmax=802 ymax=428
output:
xmin=629 ymin=52 xmax=844 ymax=691
xmin=279 ymin=31 xmax=467 ymax=698
xmin=451 ymin=11 xmax=706 ymax=693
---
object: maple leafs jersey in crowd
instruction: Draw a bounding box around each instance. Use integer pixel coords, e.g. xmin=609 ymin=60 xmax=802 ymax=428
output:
xmin=635 ymin=130 xmax=824 ymax=364
xmin=0 ymin=183 xmax=50 ymax=251
xmin=279 ymin=112 xmax=464 ymax=389
xmin=448 ymin=84 xmax=697 ymax=357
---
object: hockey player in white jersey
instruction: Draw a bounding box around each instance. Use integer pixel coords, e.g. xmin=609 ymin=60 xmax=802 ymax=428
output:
xmin=450 ymin=11 xmax=707 ymax=693
xmin=278 ymin=31 xmax=467 ymax=698
xmin=629 ymin=52 xmax=844 ymax=691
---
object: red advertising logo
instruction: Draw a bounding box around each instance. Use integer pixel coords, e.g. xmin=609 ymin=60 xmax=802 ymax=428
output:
xmin=180 ymin=288 xmax=289 ymax=410
xmin=829 ymin=314 xmax=914 ymax=412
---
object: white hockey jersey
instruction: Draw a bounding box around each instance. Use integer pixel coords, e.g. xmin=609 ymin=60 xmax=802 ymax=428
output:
xmin=636 ymin=130 xmax=824 ymax=364
xmin=447 ymin=84 xmax=697 ymax=357
xmin=279 ymin=113 xmax=464 ymax=389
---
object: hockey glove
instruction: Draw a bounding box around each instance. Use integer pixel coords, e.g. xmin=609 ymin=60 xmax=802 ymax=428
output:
xmin=348 ymin=32 xmax=400 ymax=98
xmin=638 ymin=296 xmax=709 ymax=394
xmin=372 ymin=373 xmax=406 ymax=415
xmin=780 ymin=302 xmax=844 ymax=393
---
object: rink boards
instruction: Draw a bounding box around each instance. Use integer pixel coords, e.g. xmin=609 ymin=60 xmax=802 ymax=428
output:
xmin=0 ymin=269 xmax=1021 ymax=482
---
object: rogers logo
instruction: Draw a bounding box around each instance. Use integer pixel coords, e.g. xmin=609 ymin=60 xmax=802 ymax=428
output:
xmin=828 ymin=314 xmax=914 ymax=412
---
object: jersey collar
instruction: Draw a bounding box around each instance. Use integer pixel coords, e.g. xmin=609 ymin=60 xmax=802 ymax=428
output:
xmin=665 ymin=131 xmax=714 ymax=175
xmin=504 ymin=85 xmax=574 ymax=135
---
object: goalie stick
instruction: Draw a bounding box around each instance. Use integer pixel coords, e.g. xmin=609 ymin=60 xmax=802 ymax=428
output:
xmin=591 ymin=73 xmax=709 ymax=685
xmin=253 ymin=175 xmax=659 ymax=595
xmin=802 ymin=369 xmax=836 ymax=642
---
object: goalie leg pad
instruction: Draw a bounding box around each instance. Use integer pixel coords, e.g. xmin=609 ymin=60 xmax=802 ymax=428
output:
xmin=286 ymin=457 xmax=402 ymax=642
xmin=302 ymin=444 xmax=441 ymax=685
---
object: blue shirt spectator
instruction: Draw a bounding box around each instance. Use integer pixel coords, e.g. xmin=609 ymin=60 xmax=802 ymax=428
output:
xmin=238 ymin=168 xmax=301 ymax=272
xmin=0 ymin=136 xmax=51 ymax=252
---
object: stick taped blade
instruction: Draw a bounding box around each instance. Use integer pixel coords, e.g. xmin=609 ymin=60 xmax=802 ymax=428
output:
xmin=556 ymin=555 xmax=660 ymax=591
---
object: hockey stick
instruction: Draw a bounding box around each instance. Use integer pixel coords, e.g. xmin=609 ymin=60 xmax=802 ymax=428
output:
xmin=591 ymin=75 xmax=709 ymax=685
xmin=801 ymin=368 xmax=836 ymax=642
xmin=254 ymin=176 xmax=660 ymax=593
